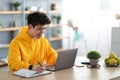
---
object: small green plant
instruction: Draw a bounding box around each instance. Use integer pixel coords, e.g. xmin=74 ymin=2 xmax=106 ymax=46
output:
xmin=12 ymin=1 xmax=21 ymax=7
xmin=55 ymin=15 xmax=61 ymax=23
xmin=56 ymin=29 xmax=61 ymax=36
xmin=56 ymin=15 xmax=61 ymax=20
xmin=12 ymin=1 xmax=21 ymax=11
xmin=0 ymin=22 xmax=2 ymax=27
xmin=87 ymin=50 xmax=101 ymax=60
xmin=57 ymin=29 xmax=61 ymax=34
xmin=25 ymin=14 xmax=28 ymax=20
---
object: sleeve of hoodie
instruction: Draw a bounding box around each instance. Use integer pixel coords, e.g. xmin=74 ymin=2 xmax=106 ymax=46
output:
xmin=8 ymin=40 xmax=30 ymax=71
xmin=45 ymin=38 xmax=58 ymax=65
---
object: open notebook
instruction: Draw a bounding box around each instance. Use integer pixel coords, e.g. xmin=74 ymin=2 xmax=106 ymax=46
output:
xmin=13 ymin=69 xmax=52 ymax=78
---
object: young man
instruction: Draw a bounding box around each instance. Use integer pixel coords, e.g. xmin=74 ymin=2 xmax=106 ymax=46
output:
xmin=8 ymin=12 xmax=58 ymax=72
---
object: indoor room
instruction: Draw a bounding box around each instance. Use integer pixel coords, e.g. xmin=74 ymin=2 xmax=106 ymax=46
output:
xmin=0 ymin=0 xmax=120 ymax=80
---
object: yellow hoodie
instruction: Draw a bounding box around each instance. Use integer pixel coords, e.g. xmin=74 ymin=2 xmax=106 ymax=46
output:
xmin=8 ymin=26 xmax=58 ymax=71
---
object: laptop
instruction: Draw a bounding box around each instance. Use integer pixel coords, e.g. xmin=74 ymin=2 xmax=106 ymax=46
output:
xmin=46 ymin=48 xmax=78 ymax=71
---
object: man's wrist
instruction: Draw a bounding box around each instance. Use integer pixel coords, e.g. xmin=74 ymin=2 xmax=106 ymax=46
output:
xmin=29 ymin=65 xmax=33 ymax=70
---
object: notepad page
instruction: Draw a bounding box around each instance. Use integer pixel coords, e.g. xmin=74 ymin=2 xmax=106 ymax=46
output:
xmin=13 ymin=69 xmax=52 ymax=78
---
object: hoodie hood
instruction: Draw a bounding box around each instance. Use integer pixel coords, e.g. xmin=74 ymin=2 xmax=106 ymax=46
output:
xmin=17 ymin=26 xmax=34 ymax=42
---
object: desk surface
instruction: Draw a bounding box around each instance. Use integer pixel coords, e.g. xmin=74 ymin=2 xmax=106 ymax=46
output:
xmin=0 ymin=57 xmax=120 ymax=80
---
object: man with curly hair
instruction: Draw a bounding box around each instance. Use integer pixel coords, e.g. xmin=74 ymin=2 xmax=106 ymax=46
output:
xmin=8 ymin=12 xmax=58 ymax=72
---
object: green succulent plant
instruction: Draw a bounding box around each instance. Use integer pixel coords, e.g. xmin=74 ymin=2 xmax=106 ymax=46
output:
xmin=55 ymin=15 xmax=61 ymax=20
xmin=12 ymin=1 xmax=21 ymax=7
xmin=12 ymin=1 xmax=21 ymax=11
xmin=87 ymin=50 xmax=101 ymax=60
xmin=55 ymin=15 xmax=61 ymax=23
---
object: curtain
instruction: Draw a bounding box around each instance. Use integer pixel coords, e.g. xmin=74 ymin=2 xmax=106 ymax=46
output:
xmin=62 ymin=0 xmax=120 ymax=56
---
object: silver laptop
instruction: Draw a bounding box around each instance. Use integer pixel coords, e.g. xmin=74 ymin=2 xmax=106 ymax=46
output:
xmin=46 ymin=48 xmax=78 ymax=71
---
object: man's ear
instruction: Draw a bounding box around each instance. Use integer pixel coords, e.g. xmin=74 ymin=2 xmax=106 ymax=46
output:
xmin=28 ymin=24 xmax=33 ymax=29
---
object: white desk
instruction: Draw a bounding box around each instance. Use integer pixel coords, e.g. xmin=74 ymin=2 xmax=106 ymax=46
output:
xmin=0 ymin=57 xmax=120 ymax=80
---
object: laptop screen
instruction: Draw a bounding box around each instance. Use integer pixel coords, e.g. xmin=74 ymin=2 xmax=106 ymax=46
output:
xmin=55 ymin=48 xmax=78 ymax=71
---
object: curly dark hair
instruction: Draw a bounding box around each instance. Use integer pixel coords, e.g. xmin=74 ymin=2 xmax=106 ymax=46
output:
xmin=28 ymin=12 xmax=51 ymax=28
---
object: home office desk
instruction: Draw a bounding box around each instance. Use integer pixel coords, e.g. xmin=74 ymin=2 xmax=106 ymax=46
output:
xmin=0 ymin=57 xmax=120 ymax=80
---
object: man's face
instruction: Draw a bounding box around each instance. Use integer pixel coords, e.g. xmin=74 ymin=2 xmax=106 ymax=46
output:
xmin=29 ymin=24 xmax=47 ymax=39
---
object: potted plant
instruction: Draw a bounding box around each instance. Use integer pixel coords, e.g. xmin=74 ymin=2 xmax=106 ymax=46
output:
xmin=55 ymin=15 xmax=61 ymax=24
xmin=56 ymin=29 xmax=61 ymax=36
xmin=12 ymin=1 xmax=21 ymax=11
xmin=87 ymin=50 xmax=101 ymax=68
xmin=0 ymin=22 xmax=2 ymax=28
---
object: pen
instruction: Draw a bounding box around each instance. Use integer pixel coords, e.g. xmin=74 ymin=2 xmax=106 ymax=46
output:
xmin=38 ymin=61 xmax=52 ymax=71
xmin=38 ymin=61 xmax=43 ymax=67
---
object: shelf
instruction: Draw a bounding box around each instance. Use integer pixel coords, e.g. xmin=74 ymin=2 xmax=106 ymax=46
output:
xmin=24 ymin=11 xmax=47 ymax=14
xmin=49 ymin=36 xmax=68 ymax=41
xmin=0 ymin=11 xmax=23 ymax=14
xmin=0 ymin=44 xmax=9 ymax=48
xmin=0 ymin=10 xmax=61 ymax=15
xmin=49 ymin=24 xmax=62 ymax=27
xmin=0 ymin=61 xmax=7 ymax=67
xmin=24 ymin=11 xmax=31 ymax=14
xmin=49 ymin=36 xmax=63 ymax=41
xmin=49 ymin=10 xmax=62 ymax=14
xmin=0 ymin=27 xmax=20 ymax=31
xmin=0 ymin=58 xmax=8 ymax=67
xmin=24 ymin=10 xmax=61 ymax=14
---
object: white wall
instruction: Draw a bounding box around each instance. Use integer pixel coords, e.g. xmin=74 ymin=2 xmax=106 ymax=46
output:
xmin=62 ymin=0 xmax=120 ymax=57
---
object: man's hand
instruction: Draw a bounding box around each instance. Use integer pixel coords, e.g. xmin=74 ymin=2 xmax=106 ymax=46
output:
xmin=32 ymin=65 xmax=45 ymax=72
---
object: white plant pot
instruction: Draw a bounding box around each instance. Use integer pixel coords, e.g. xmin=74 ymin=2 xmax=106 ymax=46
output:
xmin=90 ymin=59 xmax=99 ymax=67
